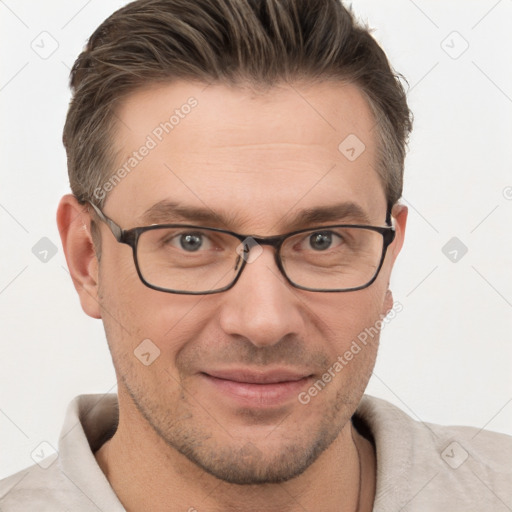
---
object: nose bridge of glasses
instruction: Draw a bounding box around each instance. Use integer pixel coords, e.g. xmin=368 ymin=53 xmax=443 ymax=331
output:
xmin=249 ymin=234 xmax=284 ymax=250
xmin=230 ymin=237 xmax=290 ymax=297
xmin=243 ymin=234 xmax=287 ymax=268
xmin=233 ymin=233 xmax=285 ymax=278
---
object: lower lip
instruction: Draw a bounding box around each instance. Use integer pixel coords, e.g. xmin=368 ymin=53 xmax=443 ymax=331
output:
xmin=201 ymin=374 xmax=312 ymax=407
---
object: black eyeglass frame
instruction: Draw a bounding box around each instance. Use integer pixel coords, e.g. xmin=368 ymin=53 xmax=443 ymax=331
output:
xmin=87 ymin=201 xmax=396 ymax=295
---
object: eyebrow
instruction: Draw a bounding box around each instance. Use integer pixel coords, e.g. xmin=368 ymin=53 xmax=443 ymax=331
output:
xmin=139 ymin=200 xmax=375 ymax=230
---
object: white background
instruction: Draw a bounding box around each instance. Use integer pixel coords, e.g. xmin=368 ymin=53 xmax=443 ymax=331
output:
xmin=1 ymin=0 xmax=511 ymax=479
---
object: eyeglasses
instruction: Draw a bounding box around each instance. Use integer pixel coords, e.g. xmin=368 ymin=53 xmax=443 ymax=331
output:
xmin=87 ymin=202 xmax=395 ymax=295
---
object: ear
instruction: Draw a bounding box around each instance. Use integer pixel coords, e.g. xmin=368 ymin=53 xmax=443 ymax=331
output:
xmin=388 ymin=203 xmax=408 ymax=263
xmin=380 ymin=203 xmax=408 ymax=317
xmin=56 ymin=194 xmax=102 ymax=319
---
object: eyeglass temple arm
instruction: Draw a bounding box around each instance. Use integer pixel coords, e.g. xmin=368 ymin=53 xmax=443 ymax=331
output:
xmin=385 ymin=203 xmax=393 ymax=226
xmin=87 ymin=202 xmax=123 ymax=241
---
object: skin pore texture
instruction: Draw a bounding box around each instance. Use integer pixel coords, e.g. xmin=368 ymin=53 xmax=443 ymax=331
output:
xmin=57 ymin=80 xmax=407 ymax=512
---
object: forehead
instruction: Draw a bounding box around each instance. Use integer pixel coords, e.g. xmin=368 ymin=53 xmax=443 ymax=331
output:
xmin=106 ymin=80 xmax=386 ymax=231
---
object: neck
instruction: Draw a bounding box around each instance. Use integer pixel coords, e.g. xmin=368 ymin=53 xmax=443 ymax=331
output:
xmin=94 ymin=394 xmax=376 ymax=512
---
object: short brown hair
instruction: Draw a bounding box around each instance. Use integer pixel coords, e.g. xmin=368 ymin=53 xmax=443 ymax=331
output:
xmin=63 ymin=0 xmax=412 ymax=210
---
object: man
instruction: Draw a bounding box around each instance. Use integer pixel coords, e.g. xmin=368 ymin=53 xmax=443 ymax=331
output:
xmin=1 ymin=0 xmax=510 ymax=510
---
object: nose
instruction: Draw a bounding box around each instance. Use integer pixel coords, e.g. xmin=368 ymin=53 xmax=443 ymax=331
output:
xmin=218 ymin=245 xmax=305 ymax=348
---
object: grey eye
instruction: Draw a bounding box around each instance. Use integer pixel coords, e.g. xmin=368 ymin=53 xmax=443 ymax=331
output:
xmin=179 ymin=233 xmax=203 ymax=251
xmin=309 ymin=232 xmax=333 ymax=251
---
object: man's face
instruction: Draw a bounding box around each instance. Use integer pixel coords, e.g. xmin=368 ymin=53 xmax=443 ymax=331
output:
xmin=91 ymin=80 xmax=405 ymax=484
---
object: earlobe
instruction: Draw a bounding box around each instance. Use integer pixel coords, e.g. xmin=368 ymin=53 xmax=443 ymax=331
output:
xmin=56 ymin=194 xmax=102 ymax=319
xmin=381 ymin=288 xmax=394 ymax=317
xmin=390 ymin=203 xmax=408 ymax=260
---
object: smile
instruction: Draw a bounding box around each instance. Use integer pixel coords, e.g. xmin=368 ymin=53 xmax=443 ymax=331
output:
xmin=200 ymin=369 xmax=314 ymax=407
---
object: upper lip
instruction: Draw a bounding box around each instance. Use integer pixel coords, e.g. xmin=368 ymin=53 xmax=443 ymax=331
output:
xmin=203 ymin=369 xmax=312 ymax=384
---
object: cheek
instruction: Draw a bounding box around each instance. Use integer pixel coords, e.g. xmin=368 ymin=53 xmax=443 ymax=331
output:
xmin=99 ymin=245 xmax=137 ymax=298
xmin=99 ymin=257 xmax=217 ymax=369
xmin=97 ymin=250 xmax=157 ymax=358
xmin=311 ymin=285 xmax=386 ymax=338
xmin=299 ymin=290 xmax=386 ymax=408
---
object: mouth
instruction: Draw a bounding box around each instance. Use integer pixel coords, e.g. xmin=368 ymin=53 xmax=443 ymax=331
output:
xmin=199 ymin=369 xmax=314 ymax=407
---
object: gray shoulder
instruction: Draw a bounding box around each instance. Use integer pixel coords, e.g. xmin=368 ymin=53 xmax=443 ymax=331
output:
xmin=405 ymin=420 xmax=512 ymax=509
xmin=0 ymin=461 xmax=92 ymax=512
xmin=358 ymin=396 xmax=512 ymax=510
xmin=426 ymin=421 xmax=512 ymax=471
